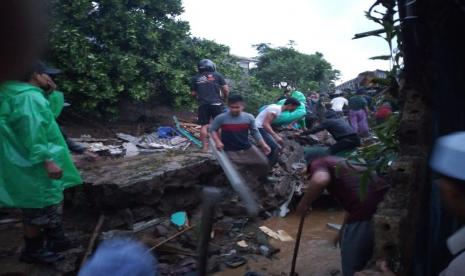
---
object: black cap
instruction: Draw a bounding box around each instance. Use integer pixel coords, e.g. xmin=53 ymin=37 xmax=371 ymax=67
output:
xmin=32 ymin=61 xmax=61 ymax=75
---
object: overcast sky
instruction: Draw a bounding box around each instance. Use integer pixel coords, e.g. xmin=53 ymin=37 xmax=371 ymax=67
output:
xmin=180 ymin=0 xmax=390 ymax=84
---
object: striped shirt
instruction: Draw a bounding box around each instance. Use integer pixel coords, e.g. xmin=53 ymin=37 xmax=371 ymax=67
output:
xmin=210 ymin=111 xmax=263 ymax=151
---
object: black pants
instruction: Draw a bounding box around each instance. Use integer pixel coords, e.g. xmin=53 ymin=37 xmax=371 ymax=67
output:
xmin=22 ymin=203 xmax=67 ymax=243
xmin=197 ymin=104 xmax=225 ymax=125
xmin=329 ymin=134 xmax=361 ymax=155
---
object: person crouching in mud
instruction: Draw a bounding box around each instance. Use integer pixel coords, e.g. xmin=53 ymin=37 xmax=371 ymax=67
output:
xmin=297 ymin=148 xmax=389 ymax=276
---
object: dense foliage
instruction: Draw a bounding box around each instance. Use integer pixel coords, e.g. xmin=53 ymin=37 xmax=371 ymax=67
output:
xmin=363 ymin=0 xmax=401 ymax=73
xmin=347 ymin=114 xmax=400 ymax=199
xmin=252 ymin=43 xmax=340 ymax=93
xmin=349 ymin=0 xmax=401 ymax=198
xmin=47 ymin=0 xmax=239 ymax=117
xmin=47 ymin=1 xmax=338 ymax=118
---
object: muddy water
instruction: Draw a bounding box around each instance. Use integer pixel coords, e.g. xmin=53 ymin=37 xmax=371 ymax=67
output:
xmin=216 ymin=210 xmax=344 ymax=276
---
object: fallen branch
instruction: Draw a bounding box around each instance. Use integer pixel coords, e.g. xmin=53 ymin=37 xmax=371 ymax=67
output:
xmin=147 ymin=225 xmax=195 ymax=252
xmin=80 ymin=215 xmax=105 ymax=268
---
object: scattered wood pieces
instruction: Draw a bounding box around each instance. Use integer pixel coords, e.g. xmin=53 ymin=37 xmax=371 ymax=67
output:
xmin=277 ymin=230 xmax=294 ymax=242
xmin=259 ymin=226 xmax=294 ymax=242
xmin=132 ymin=218 xmax=162 ymax=233
xmin=179 ymin=121 xmax=201 ymax=128
xmin=148 ymin=225 xmax=195 ymax=252
xmin=259 ymin=226 xmax=280 ymax=240
xmin=80 ymin=215 xmax=105 ymax=269
xmin=179 ymin=122 xmax=201 ymax=138
xmin=237 ymin=240 xmax=248 ymax=248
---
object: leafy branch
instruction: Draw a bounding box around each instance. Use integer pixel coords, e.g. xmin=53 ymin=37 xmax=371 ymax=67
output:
xmin=348 ymin=114 xmax=400 ymax=199
xmin=355 ymin=0 xmax=401 ymax=73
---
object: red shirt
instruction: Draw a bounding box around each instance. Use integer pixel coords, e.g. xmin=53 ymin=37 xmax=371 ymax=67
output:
xmin=375 ymin=106 xmax=392 ymax=120
xmin=308 ymin=156 xmax=389 ymax=223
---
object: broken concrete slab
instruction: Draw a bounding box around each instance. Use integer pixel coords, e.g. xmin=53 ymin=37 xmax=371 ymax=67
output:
xmin=81 ymin=152 xmax=217 ymax=187
xmin=76 ymin=152 xmax=224 ymax=213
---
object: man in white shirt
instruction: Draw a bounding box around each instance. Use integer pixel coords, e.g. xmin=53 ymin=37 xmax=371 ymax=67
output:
xmin=330 ymin=94 xmax=349 ymax=116
xmin=255 ymin=98 xmax=300 ymax=166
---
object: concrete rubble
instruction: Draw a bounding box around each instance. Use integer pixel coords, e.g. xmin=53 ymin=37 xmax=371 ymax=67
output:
xmin=73 ymin=135 xmax=306 ymax=275
xmin=0 ymin=124 xmax=314 ymax=275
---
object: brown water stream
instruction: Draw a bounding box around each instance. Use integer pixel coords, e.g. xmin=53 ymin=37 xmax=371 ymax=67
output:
xmin=216 ymin=209 xmax=344 ymax=276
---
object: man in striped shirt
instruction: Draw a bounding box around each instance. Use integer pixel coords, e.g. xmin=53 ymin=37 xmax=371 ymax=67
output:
xmin=210 ymin=95 xmax=271 ymax=186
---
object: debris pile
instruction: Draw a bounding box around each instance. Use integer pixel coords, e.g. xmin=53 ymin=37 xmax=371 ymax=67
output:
xmin=0 ymin=126 xmax=342 ymax=275
xmin=115 ymin=211 xmax=294 ymax=274
xmin=71 ymin=118 xmax=204 ymax=158
xmin=66 ymin=130 xmax=308 ymax=275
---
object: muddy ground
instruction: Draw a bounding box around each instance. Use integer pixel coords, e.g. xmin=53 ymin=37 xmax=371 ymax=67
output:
xmin=0 ymin=208 xmax=343 ymax=276
xmin=216 ymin=210 xmax=344 ymax=276
xmin=0 ymin=117 xmax=346 ymax=276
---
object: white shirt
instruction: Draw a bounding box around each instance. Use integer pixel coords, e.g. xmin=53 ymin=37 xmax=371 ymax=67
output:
xmin=440 ymin=226 xmax=465 ymax=276
xmin=330 ymin=97 xmax=348 ymax=112
xmin=256 ymin=104 xmax=282 ymax=128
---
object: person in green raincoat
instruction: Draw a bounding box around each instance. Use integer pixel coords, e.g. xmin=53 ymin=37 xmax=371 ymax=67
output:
xmin=0 ymin=62 xmax=82 ymax=263
xmin=273 ymin=90 xmax=308 ymax=129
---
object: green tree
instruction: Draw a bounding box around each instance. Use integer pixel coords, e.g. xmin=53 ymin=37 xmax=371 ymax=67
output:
xmin=233 ymin=75 xmax=281 ymax=115
xmin=48 ymin=0 xmax=190 ymax=116
xmin=47 ymin=0 xmax=243 ymax=117
xmin=252 ymin=43 xmax=340 ymax=93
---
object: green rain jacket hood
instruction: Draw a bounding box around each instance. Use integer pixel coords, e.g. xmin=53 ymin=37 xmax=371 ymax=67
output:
xmin=0 ymin=81 xmax=82 ymax=208
xmin=273 ymin=90 xmax=307 ymax=127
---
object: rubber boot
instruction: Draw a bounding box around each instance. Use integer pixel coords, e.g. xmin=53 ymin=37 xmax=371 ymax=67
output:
xmin=46 ymin=224 xmax=78 ymax=252
xmin=20 ymin=236 xmax=63 ymax=264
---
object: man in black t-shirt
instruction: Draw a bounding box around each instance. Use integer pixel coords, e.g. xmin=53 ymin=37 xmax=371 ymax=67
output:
xmin=191 ymin=59 xmax=229 ymax=151
xmin=300 ymin=109 xmax=361 ymax=154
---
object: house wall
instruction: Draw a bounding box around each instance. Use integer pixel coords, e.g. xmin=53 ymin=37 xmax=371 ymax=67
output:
xmin=372 ymin=1 xmax=465 ymax=275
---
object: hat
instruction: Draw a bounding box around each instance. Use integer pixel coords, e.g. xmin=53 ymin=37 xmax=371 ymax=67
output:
xmin=430 ymin=132 xmax=465 ymax=181
xmin=32 ymin=61 xmax=61 ymax=75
